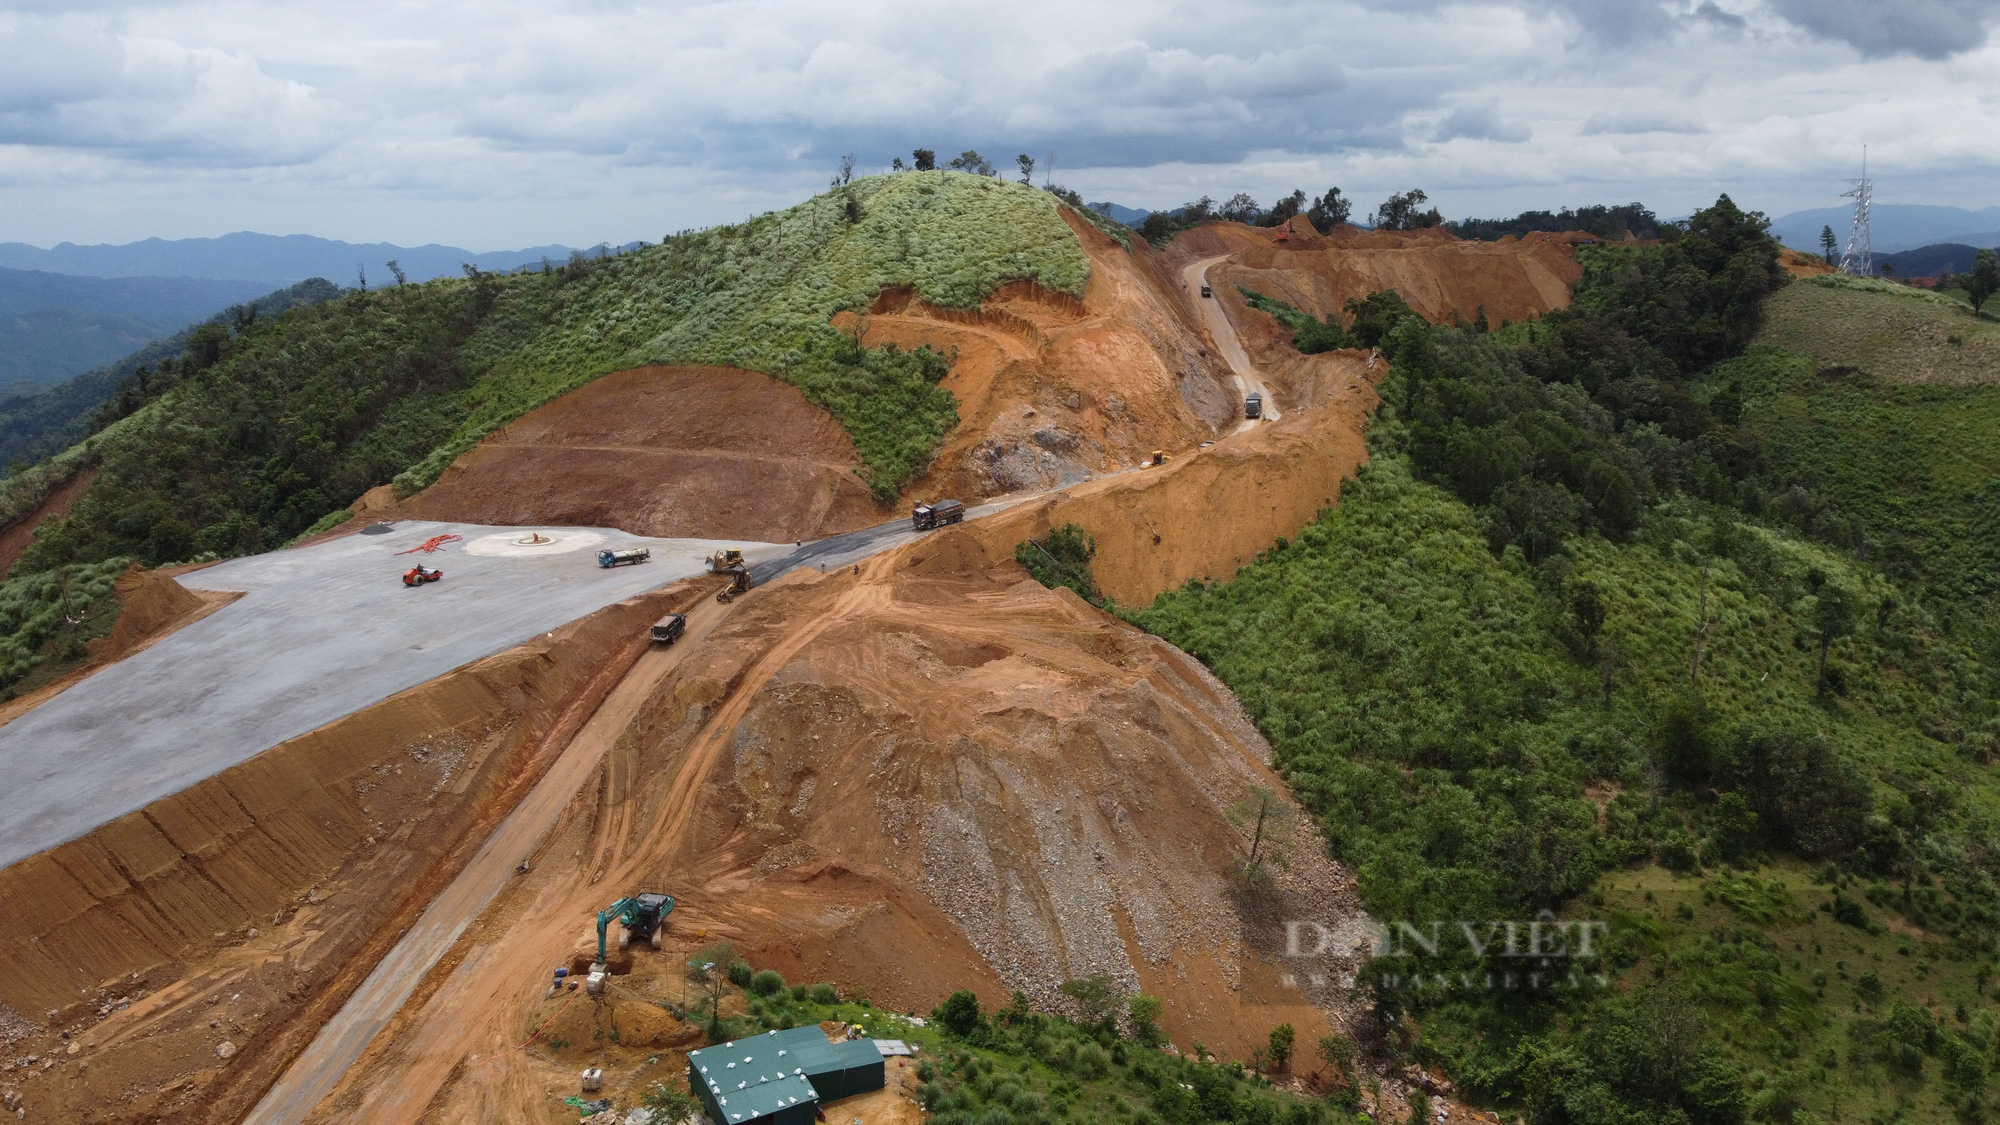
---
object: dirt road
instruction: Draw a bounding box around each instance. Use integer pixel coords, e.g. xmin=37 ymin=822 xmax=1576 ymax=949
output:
xmin=238 ymin=601 xmax=729 ymax=1125
xmin=244 ymin=503 xmax=1030 ymax=1125
xmin=1184 ymin=254 xmax=1280 ymax=429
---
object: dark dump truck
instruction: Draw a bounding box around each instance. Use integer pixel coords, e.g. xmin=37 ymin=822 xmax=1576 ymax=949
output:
xmin=912 ymin=498 xmax=965 ymax=531
xmin=1245 ymin=392 xmax=1263 ymax=420
xmin=598 ymin=547 xmax=651 ymax=568
xmin=651 ymin=613 xmax=686 ymax=644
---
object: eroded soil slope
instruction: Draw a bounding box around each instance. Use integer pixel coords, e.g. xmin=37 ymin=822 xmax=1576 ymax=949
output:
xmin=396 ymin=367 xmax=882 ymax=542
xmin=310 ymin=545 xmax=1370 ymax=1125
xmin=1189 ymin=222 xmax=1587 ymax=330
xmin=844 ymin=214 xmax=1243 ymax=502
xmin=0 ymin=581 xmax=714 ymax=1125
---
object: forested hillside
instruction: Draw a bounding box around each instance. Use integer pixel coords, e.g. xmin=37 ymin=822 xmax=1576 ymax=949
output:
xmin=0 ymin=171 xmax=1090 ymax=574
xmin=0 ymin=278 xmax=342 ymax=472
xmin=1136 ymin=198 xmax=2000 ymax=1124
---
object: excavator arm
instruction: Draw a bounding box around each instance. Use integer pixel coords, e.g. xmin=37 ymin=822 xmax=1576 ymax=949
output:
xmin=595 ymin=897 xmax=641 ymax=965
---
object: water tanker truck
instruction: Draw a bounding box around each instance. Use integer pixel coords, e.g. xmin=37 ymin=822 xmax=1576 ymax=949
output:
xmin=598 ymin=547 xmax=651 ymax=568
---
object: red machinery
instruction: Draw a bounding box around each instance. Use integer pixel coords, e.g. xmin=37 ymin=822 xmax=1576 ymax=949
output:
xmin=403 ymin=565 xmax=443 ymax=586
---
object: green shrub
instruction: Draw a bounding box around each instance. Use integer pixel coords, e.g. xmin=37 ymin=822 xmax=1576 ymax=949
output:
xmin=750 ymin=969 xmax=786 ymax=997
xmin=0 ymin=556 xmax=128 ymax=694
xmin=1239 ymin=289 xmax=1351 ymax=353
xmin=933 ymin=990 xmax=984 ymax=1038
xmin=1016 ymin=523 xmax=1101 ymax=604
xmin=810 ymin=982 xmax=838 ymax=1004
xmin=727 ymin=960 xmax=753 ymax=988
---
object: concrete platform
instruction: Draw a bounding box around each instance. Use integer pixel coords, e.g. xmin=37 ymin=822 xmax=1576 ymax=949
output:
xmin=0 ymin=521 xmax=782 ymax=869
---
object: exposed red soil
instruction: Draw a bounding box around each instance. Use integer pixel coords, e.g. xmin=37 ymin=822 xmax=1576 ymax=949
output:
xmin=308 ymin=544 xmax=1367 ymax=1125
xmin=847 ymin=212 xmax=1244 ymax=506
xmin=0 ymin=466 xmax=97 ymax=576
xmin=953 ymin=359 xmax=1380 ymax=605
xmin=1178 ymin=221 xmax=1586 ymax=329
xmin=0 ymin=210 xmax=1418 ymax=1125
xmin=396 ymin=366 xmax=882 ymax=542
xmin=0 ymin=580 xmax=718 ymax=1125
xmin=1779 ymin=247 xmax=1835 ymax=279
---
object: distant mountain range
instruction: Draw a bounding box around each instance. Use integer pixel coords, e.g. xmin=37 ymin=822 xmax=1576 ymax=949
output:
xmin=1088 ymin=202 xmax=1151 ymax=226
xmin=1875 ymin=244 xmax=1996 ymax=279
xmin=0 ymin=278 xmax=343 ymax=470
xmin=1767 ymin=204 xmax=2000 ymax=255
xmin=0 ymin=269 xmax=275 ymax=391
xmin=0 ymin=232 xmax=591 ymax=287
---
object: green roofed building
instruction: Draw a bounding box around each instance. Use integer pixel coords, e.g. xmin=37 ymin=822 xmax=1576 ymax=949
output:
xmin=688 ymin=1026 xmax=887 ymax=1125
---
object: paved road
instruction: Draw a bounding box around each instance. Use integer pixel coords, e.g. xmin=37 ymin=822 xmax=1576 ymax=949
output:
xmin=1185 ymin=254 xmax=1281 ymax=429
xmin=747 ymin=495 xmax=1024 ymax=585
xmin=0 ymin=523 xmax=783 ymax=870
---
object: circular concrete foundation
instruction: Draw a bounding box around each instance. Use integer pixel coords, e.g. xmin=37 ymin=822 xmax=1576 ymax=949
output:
xmin=463 ymin=529 xmax=606 ymax=558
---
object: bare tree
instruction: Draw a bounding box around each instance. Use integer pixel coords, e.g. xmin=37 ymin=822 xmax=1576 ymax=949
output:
xmin=832 ymin=153 xmax=856 ymax=187
xmin=385 ymin=259 xmax=407 ymax=287
xmin=1225 ymin=786 xmax=1296 ymax=888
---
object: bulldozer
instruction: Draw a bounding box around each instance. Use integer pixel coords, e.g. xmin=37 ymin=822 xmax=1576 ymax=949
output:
xmin=715 ymin=566 xmax=753 ymax=603
xmin=705 ymin=548 xmax=745 ymax=573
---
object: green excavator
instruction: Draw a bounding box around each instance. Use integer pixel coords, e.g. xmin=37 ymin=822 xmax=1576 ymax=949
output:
xmin=595 ymin=892 xmax=675 ymax=966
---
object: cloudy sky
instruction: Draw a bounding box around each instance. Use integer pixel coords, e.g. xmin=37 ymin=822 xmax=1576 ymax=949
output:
xmin=2 ymin=0 xmax=1996 ymax=249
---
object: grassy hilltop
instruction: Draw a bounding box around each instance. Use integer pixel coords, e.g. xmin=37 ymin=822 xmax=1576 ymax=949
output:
xmin=1132 ymin=202 xmax=2000 ymax=1125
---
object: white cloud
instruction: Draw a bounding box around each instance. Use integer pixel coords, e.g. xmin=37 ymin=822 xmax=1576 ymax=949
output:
xmin=0 ymin=0 xmax=1991 ymax=247
xmin=1580 ymin=110 xmax=1708 ymax=135
xmin=1766 ymin=0 xmax=1999 ymax=59
xmin=1434 ymin=103 xmax=1533 ymax=144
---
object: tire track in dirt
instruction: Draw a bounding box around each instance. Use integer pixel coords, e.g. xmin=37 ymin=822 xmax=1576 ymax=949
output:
xmin=241 ymin=602 xmax=729 ymax=1125
xmin=297 ymin=570 xmax=899 ymax=1124
xmin=625 ymin=569 xmax=893 ymax=865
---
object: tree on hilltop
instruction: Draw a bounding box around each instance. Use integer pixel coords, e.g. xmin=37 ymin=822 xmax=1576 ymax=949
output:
xmin=1819 ymin=224 xmax=1838 ymax=265
xmin=1015 ymin=153 xmax=1035 ymax=184
xmin=911 ymin=148 xmax=936 ymax=171
xmin=1259 ymin=189 xmax=1307 ymax=227
xmin=1372 ymin=188 xmax=1442 ymax=230
xmin=1219 ymin=192 xmax=1262 ymax=223
xmin=1965 ymin=248 xmax=1999 ymax=314
xmin=949 ymin=149 xmax=995 ymax=176
xmin=1307 ymin=187 xmax=1352 ymax=233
